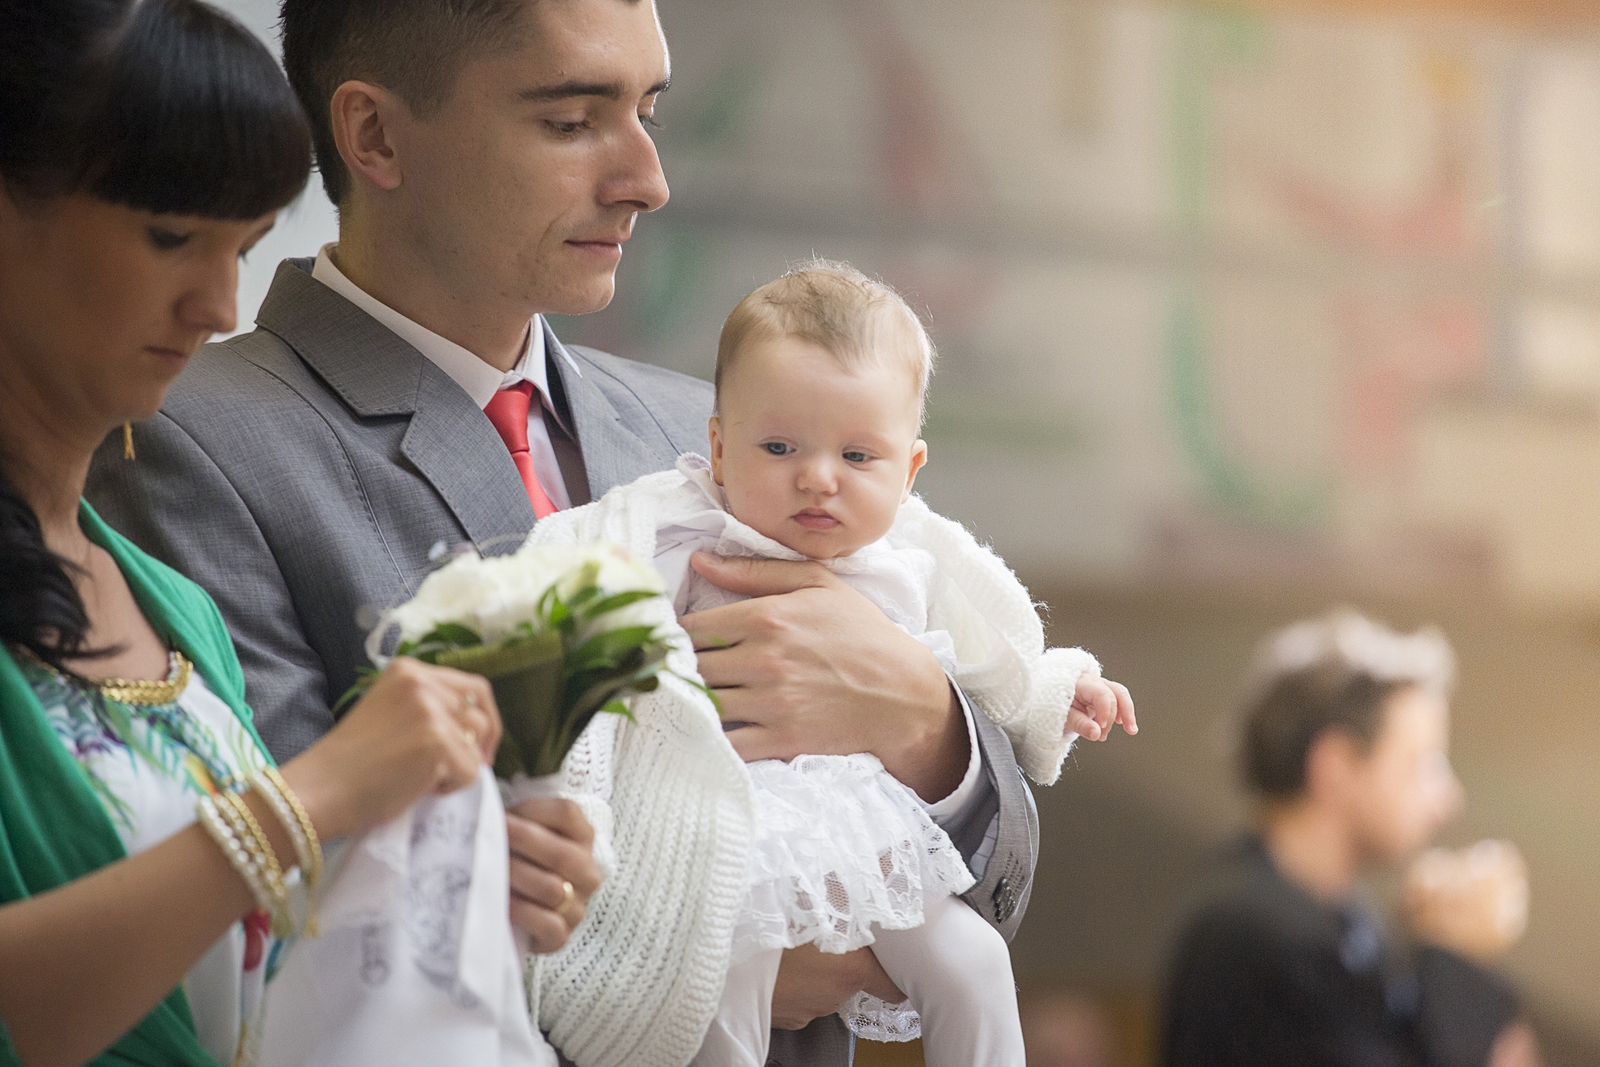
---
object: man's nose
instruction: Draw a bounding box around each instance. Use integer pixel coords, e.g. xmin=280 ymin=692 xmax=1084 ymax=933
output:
xmin=602 ymin=119 xmax=670 ymax=214
xmin=178 ymin=255 xmax=239 ymax=338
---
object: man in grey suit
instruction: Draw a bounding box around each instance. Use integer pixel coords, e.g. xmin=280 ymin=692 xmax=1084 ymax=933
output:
xmin=89 ymin=0 xmax=1040 ymax=1062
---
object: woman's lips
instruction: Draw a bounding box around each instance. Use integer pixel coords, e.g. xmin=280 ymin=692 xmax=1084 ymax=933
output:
xmin=792 ymin=509 xmax=840 ymax=530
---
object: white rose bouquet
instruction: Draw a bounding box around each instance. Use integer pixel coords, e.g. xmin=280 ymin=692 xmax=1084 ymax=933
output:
xmin=340 ymin=541 xmax=699 ymax=778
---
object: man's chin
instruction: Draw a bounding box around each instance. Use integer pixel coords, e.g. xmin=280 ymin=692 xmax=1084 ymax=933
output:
xmin=541 ymin=277 xmax=618 ymax=318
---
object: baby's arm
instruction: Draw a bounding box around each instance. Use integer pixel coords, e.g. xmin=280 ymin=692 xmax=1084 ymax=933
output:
xmin=1068 ymin=674 xmax=1138 ymax=742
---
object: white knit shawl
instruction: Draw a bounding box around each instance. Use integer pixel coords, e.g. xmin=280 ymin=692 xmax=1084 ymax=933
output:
xmin=524 ymin=466 xmax=1098 ymax=1067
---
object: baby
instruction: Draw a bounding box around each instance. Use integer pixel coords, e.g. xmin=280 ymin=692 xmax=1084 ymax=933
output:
xmin=647 ymin=261 xmax=1137 ymax=1067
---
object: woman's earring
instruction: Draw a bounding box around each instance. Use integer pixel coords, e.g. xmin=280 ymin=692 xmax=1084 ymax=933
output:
xmin=123 ymin=422 xmax=135 ymax=461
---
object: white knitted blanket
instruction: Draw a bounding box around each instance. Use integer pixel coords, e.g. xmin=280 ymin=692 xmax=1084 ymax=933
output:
xmin=524 ymin=462 xmax=1097 ymax=1067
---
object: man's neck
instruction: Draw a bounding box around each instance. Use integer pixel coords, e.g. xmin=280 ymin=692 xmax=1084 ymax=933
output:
xmin=333 ymin=216 xmax=532 ymax=374
xmin=1259 ymin=802 xmax=1363 ymax=904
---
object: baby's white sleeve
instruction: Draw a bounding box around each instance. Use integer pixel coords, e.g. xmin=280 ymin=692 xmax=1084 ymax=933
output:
xmin=1018 ymin=647 xmax=1101 ymax=786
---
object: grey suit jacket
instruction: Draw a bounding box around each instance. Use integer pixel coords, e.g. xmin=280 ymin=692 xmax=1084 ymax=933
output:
xmin=88 ymin=258 xmax=1038 ymax=1066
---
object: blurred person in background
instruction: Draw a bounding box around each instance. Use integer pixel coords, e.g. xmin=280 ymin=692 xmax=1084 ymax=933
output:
xmin=1162 ymin=610 xmax=1539 ymax=1067
xmin=1020 ymin=989 xmax=1118 ymax=1067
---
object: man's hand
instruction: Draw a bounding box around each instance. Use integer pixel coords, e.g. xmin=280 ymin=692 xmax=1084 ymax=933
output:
xmin=1403 ymin=840 xmax=1528 ymax=964
xmin=506 ymin=797 xmax=603 ymax=953
xmin=682 ymin=552 xmax=968 ymax=802
xmin=770 ymin=946 xmax=905 ymax=1031
xmin=1067 ymin=676 xmax=1137 ymax=742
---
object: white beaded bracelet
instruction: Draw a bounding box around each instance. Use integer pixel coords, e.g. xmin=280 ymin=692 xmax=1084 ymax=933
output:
xmin=196 ymin=794 xmax=276 ymax=921
xmin=216 ymin=790 xmax=292 ymax=938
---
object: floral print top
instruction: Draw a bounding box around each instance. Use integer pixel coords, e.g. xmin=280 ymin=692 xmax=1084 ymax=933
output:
xmin=22 ymin=654 xmax=276 ymax=1066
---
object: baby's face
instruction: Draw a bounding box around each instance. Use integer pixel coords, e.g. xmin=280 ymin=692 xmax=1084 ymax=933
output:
xmin=710 ymin=335 xmax=927 ymax=560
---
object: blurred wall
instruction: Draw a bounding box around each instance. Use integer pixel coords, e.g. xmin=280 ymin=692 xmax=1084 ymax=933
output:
xmin=212 ymin=0 xmax=1600 ymax=1059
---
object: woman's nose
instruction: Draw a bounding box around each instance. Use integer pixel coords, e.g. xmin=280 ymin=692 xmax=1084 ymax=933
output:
xmin=178 ymin=255 xmax=239 ymax=338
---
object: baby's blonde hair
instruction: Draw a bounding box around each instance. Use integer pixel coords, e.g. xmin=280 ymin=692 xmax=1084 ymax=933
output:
xmin=715 ymin=259 xmax=936 ymax=425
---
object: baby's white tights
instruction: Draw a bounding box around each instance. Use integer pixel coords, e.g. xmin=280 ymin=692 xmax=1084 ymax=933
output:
xmin=691 ymin=892 xmax=1025 ymax=1067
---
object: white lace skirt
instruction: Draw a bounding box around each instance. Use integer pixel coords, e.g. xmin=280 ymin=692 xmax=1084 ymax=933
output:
xmin=730 ymin=753 xmax=976 ymax=964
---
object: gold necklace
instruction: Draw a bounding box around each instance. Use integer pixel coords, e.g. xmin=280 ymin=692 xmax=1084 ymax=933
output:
xmin=96 ymin=651 xmax=193 ymax=707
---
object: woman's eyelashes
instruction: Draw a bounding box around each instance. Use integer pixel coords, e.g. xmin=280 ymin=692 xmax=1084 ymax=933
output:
xmin=147 ymin=226 xmax=191 ymax=251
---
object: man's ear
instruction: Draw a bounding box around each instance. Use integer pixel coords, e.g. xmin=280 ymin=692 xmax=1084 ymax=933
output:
xmin=1304 ymin=729 xmax=1361 ymax=805
xmin=902 ymin=439 xmax=928 ymax=502
xmin=329 ymin=80 xmax=406 ymax=196
xmin=708 ymin=416 xmax=725 ymax=485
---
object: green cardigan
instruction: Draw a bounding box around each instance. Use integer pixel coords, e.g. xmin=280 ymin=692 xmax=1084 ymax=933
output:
xmin=0 ymin=502 xmax=272 ymax=1067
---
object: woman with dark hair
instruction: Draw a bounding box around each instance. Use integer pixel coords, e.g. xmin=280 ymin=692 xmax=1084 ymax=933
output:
xmin=0 ymin=2 xmax=511 ymax=1064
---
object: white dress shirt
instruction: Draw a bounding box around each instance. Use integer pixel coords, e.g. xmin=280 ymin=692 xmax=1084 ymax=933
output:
xmin=311 ymin=244 xmax=579 ymax=509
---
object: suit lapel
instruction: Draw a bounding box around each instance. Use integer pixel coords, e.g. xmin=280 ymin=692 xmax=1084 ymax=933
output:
xmin=546 ymin=323 xmax=672 ymax=499
xmin=256 ymin=259 xmax=536 ymax=548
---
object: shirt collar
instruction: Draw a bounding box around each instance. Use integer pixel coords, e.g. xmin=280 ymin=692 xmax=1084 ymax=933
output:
xmin=310 ymin=243 xmax=579 ymax=410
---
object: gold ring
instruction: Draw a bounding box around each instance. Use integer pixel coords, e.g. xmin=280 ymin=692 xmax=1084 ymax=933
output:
xmin=556 ymin=879 xmax=576 ymax=917
xmin=462 ymin=725 xmax=478 ymax=747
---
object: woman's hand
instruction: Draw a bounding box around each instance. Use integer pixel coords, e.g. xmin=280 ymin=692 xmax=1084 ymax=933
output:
xmin=507 ymin=797 xmax=603 ymax=952
xmin=281 ymin=658 xmax=501 ymax=841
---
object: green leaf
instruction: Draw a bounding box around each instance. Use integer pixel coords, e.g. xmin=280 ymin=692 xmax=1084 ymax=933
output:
xmin=581 ymin=590 xmax=661 ymax=619
xmin=567 ymin=626 xmax=661 ymax=674
xmin=418 ymin=622 xmax=484 ymax=649
xmin=599 ymin=699 xmax=637 ymax=723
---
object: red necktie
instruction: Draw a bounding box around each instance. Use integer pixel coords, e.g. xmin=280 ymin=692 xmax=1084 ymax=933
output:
xmin=483 ymin=381 xmax=558 ymax=519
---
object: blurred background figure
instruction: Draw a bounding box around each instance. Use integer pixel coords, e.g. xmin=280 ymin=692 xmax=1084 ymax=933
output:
xmin=1022 ymin=990 xmax=1120 ymax=1067
xmin=1162 ymin=611 xmax=1537 ymax=1067
xmin=211 ymin=0 xmax=1600 ymax=1062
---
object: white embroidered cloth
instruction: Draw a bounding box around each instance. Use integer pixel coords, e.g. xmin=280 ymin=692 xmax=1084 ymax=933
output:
xmin=251 ymin=768 xmax=554 ymax=1066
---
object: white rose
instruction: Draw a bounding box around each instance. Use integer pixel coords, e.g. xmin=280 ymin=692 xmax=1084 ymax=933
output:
xmin=386 ymin=552 xmax=502 ymax=645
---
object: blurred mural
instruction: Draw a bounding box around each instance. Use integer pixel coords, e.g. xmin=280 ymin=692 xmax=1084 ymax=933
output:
xmin=215 ymin=0 xmax=1600 ymax=1063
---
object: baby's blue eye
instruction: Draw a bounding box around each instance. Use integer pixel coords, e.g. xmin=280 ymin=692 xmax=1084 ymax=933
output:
xmin=843 ymin=451 xmax=869 ymax=463
xmin=764 ymin=442 xmax=792 ymax=456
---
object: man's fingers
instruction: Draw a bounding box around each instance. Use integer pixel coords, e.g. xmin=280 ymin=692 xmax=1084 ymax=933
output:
xmin=506 ymin=814 xmax=603 ymax=896
xmin=726 ymin=723 xmax=787 ymax=763
xmin=510 ymin=898 xmax=572 ymax=952
xmin=689 ymin=551 xmax=835 ymax=598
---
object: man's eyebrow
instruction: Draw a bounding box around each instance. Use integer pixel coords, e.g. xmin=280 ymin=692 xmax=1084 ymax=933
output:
xmin=518 ymin=77 xmax=671 ymax=103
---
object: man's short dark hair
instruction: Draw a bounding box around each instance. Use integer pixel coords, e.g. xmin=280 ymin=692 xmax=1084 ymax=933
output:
xmin=1238 ymin=611 xmax=1454 ymax=799
xmin=279 ymin=0 xmax=530 ymax=206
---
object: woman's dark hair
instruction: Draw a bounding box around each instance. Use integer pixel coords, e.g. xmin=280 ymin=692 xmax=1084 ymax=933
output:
xmin=0 ymin=0 xmax=312 ymax=670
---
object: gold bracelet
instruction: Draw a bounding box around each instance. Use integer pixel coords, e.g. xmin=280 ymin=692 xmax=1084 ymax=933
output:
xmin=250 ymin=770 xmax=322 ymax=936
xmin=255 ymin=767 xmax=322 ymax=887
xmin=196 ymin=796 xmax=275 ymax=920
xmin=218 ymin=790 xmax=293 ymax=939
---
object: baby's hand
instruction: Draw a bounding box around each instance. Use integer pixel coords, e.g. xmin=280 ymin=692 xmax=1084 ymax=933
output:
xmin=1068 ymin=675 xmax=1137 ymax=742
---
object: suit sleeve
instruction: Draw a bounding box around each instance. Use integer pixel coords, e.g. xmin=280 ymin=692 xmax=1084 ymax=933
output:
xmin=940 ymin=691 xmax=1038 ymax=941
xmin=86 ymin=414 xmax=336 ymax=762
xmin=1414 ymin=946 xmax=1521 ymax=1067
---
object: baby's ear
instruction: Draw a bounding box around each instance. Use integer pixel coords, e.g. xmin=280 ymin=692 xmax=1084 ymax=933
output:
xmin=902 ymin=439 xmax=929 ymax=501
xmin=708 ymin=417 xmax=726 ymax=485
